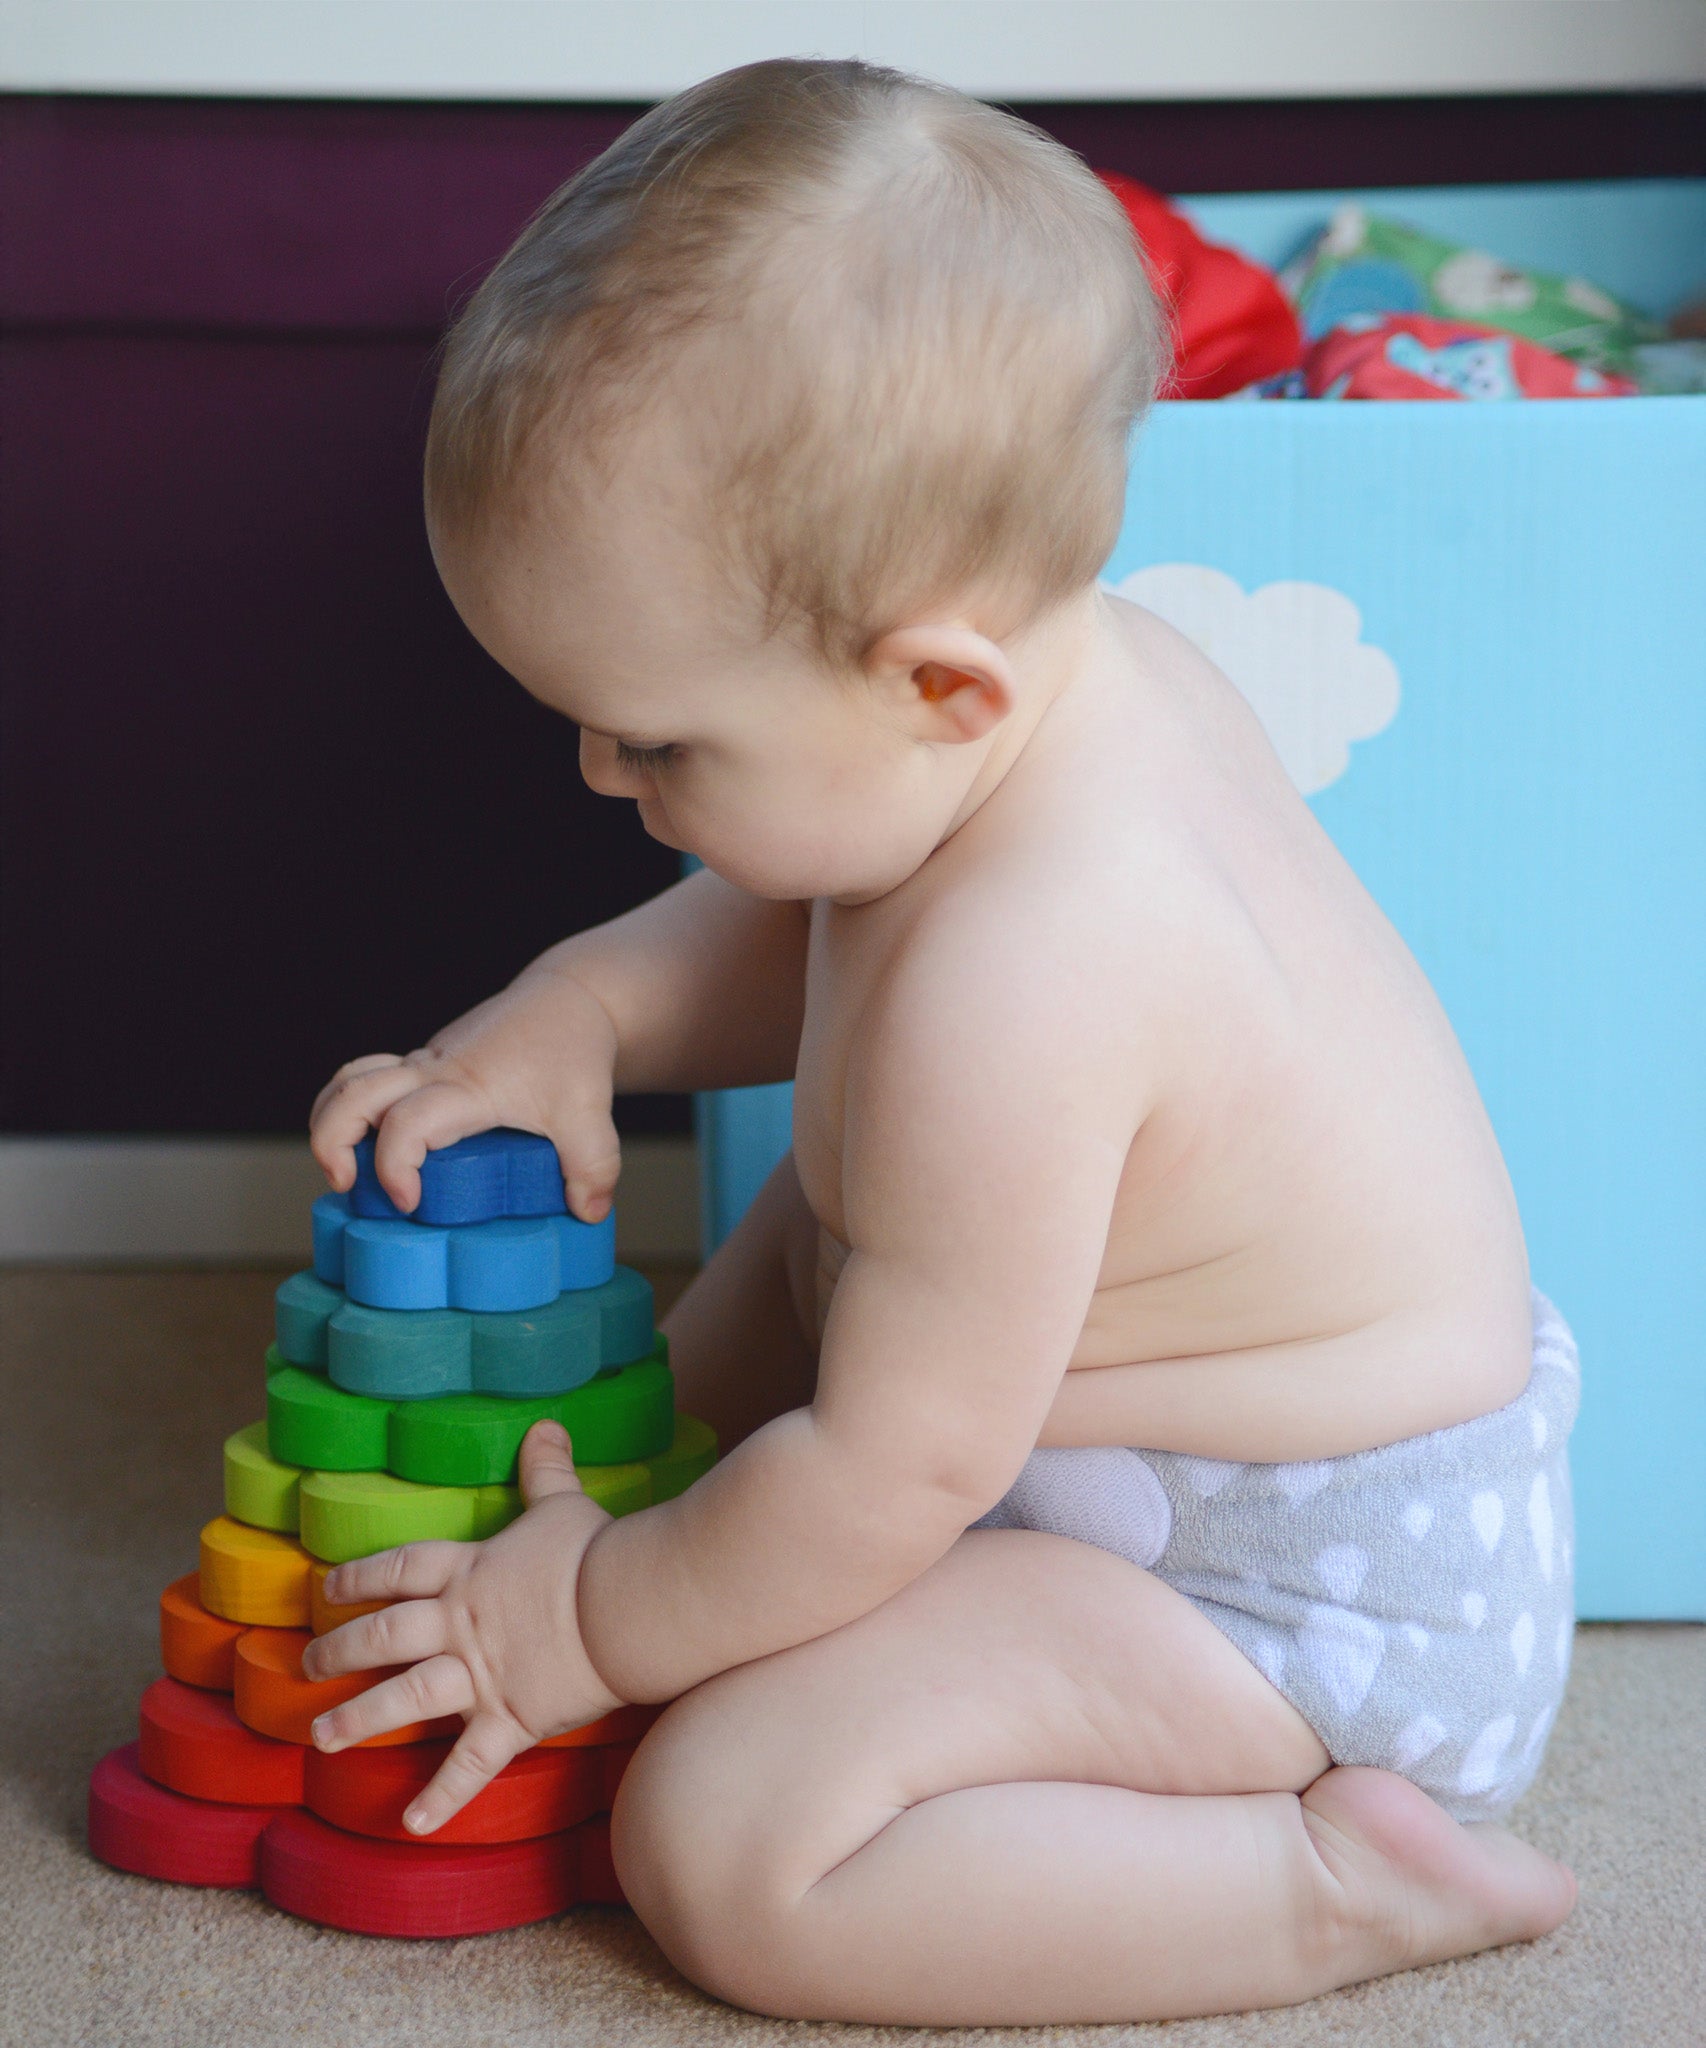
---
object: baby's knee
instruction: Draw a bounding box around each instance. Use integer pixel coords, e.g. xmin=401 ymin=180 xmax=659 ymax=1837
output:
xmin=609 ymin=1693 xmax=802 ymax=2007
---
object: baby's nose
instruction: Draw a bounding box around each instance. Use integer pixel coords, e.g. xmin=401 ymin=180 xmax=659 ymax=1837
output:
xmin=579 ymin=730 xmax=646 ymax=798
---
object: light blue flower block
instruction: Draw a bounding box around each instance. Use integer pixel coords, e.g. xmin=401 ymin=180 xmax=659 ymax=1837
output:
xmin=311 ymin=1192 xmax=615 ymax=1311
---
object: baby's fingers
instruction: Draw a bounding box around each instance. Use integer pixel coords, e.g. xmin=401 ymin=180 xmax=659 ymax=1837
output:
xmin=550 ymin=1093 xmax=622 ymax=1226
xmin=302 ymin=1596 xmax=447 ymax=1682
xmin=309 ymin=1057 xmax=419 ymax=1191
xmin=517 ymin=1419 xmax=586 ymax=1507
xmin=402 ymin=1714 xmax=528 ymax=1836
xmin=322 ymin=1539 xmax=469 ymax=1609
xmin=371 ymin=1081 xmax=500 ymax=1215
xmin=310 ymin=1052 xmax=405 ymax=1126
xmin=311 ymin=1653 xmax=474 ymax=1753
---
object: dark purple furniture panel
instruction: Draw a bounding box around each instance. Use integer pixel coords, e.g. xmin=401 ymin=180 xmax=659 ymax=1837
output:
xmin=3 ymin=91 xmax=1701 ymax=1136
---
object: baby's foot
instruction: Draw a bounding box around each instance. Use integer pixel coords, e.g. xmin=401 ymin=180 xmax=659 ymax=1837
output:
xmin=1299 ymin=1765 xmax=1576 ymax=1984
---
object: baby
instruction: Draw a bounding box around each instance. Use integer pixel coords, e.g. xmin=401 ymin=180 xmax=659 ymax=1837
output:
xmin=302 ymin=58 xmax=1577 ymax=2025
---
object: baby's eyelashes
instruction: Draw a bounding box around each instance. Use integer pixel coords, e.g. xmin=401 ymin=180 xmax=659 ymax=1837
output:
xmin=614 ymin=739 xmax=680 ymax=773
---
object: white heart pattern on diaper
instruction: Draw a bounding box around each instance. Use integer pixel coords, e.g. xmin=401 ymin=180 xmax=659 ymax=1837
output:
xmin=1519 ymin=1704 xmax=1558 ymax=1774
xmin=1457 ymin=1715 xmax=1517 ymax=1797
xmin=1313 ymin=1543 xmax=1370 ymax=1604
xmin=1529 ymin=1473 xmax=1555 ymax=1580
xmin=1393 ymin=1713 xmax=1448 ymax=1770
xmin=1298 ymin=1603 xmax=1386 ymax=1715
xmin=1181 ymin=1457 xmax=1240 ymax=1498
xmin=1510 ymin=1610 xmax=1535 ymax=1676
xmin=1469 ymin=1490 xmax=1505 ymax=1553
xmin=1272 ymin=1460 xmax=1334 ymax=1504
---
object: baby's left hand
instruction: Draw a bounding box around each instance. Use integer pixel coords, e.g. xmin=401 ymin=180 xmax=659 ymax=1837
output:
xmin=302 ymin=1420 xmax=627 ymax=1835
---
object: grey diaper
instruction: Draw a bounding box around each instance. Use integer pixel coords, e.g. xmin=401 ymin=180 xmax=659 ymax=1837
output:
xmin=975 ymin=1288 xmax=1578 ymax=1820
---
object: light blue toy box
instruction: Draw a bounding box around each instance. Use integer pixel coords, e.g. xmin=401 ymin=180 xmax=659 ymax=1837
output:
xmin=697 ymin=180 xmax=1706 ymax=1622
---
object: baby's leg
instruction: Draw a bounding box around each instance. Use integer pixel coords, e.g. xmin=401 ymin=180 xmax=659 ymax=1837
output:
xmin=656 ymin=1149 xmax=819 ymax=1452
xmin=613 ymin=1530 xmax=1575 ymax=2026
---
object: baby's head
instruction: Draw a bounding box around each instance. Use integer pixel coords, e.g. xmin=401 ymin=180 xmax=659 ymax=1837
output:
xmin=426 ymin=57 xmax=1164 ymax=900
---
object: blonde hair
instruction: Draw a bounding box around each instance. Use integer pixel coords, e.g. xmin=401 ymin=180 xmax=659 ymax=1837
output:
xmin=425 ymin=57 xmax=1165 ymax=664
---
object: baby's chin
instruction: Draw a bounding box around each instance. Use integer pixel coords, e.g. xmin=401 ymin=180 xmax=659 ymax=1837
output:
xmin=635 ymin=799 xmax=685 ymax=852
xmin=700 ymin=842 xmax=930 ymax=906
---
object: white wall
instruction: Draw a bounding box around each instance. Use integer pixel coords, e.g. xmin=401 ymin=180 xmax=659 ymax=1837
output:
xmin=4 ymin=0 xmax=1704 ymax=101
xmin=0 ymin=1137 xmax=700 ymax=1263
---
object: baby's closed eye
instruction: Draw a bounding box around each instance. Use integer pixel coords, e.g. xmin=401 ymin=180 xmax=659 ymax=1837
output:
xmin=615 ymin=739 xmax=680 ymax=773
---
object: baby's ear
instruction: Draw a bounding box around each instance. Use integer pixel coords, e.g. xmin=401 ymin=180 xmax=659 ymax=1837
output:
xmin=862 ymin=624 xmax=1016 ymax=744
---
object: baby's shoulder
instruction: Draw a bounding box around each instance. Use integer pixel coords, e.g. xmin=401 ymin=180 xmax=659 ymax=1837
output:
xmin=868 ymin=832 xmax=1164 ymax=1076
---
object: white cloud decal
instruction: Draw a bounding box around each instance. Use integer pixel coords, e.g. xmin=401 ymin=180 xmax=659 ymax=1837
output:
xmin=1105 ymin=565 xmax=1400 ymax=795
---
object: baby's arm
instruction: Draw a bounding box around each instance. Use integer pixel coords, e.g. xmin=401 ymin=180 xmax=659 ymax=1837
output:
xmin=312 ymin=865 xmax=807 ymax=1217
xmin=578 ymin=927 xmax=1148 ymax=1700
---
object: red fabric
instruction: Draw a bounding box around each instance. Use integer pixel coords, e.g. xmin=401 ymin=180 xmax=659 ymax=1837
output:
xmin=1097 ymin=172 xmax=1302 ymax=399
xmin=1303 ymin=314 xmax=1638 ymax=400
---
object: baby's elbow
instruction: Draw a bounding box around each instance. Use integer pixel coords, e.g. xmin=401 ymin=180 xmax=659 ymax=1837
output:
xmin=906 ymin=1438 xmax=1023 ymax=1535
xmin=810 ymin=1409 xmax=1024 ymax=1547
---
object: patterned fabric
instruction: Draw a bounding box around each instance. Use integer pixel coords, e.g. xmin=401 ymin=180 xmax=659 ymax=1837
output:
xmin=1282 ymin=204 xmax=1661 ymax=376
xmin=1302 ymin=313 xmax=1638 ymax=401
xmin=975 ymin=1289 xmax=1579 ymax=1821
xmin=1302 ymin=314 xmax=1636 ymax=401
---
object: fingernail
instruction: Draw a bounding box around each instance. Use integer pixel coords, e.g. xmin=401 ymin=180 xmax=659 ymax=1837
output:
xmin=311 ymin=1716 xmax=334 ymax=1748
xmin=404 ymin=1806 xmax=429 ymax=1834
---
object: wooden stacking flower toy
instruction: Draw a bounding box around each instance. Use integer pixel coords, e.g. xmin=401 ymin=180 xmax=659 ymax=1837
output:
xmin=87 ymin=1131 xmax=715 ymax=1936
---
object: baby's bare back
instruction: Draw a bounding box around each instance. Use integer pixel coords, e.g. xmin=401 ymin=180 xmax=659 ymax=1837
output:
xmin=797 ymin=598 xmax=1532 ymax=1463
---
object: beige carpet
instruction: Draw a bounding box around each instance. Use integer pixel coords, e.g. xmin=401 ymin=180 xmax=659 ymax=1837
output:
xmin=3 ymin=1267 xmax=1701 ymax=2048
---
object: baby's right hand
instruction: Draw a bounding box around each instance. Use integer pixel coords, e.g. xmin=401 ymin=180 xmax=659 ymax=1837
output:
xmin=309 ymin=976 xmax=622 ymax=1222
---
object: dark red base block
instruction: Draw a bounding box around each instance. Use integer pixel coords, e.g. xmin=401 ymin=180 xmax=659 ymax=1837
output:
xmin=87 ymin=1742 xmax=289 ymax=1887
xmin=259 ymin=1808 xmax=620 ymax=1936
xmin=575 ymin=1812 xmax=624 ymax=1906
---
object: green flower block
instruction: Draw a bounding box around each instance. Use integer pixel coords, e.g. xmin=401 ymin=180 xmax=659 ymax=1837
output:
xmin=297 ymin=1459 xmax=653 ymax=1563
xmin=223 ymin=1420 xmax=303 ymax=1531
xmin=266 ymin=1355 xmax=392 ymax=1470
xmin=298 ymin=1468 xmax=518 ymax=1562
xmin=387 ymin=1341 xmax=673 ymax=1485
xmin=265 ymin=1337 xmax=673 ymax=1480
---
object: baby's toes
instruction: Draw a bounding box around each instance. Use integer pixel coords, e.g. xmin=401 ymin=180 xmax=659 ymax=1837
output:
xmin=1301 ymin=1765 xmax=1576 ymax=1978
